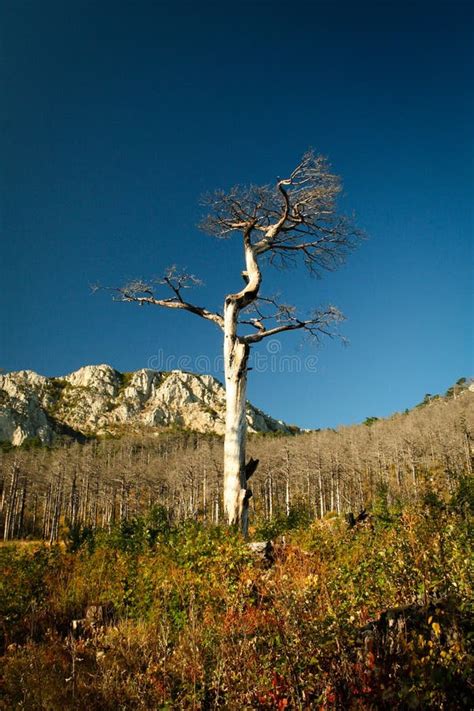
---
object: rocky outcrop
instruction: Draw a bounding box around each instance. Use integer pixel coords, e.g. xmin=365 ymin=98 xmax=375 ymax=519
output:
xmin=0 ymin=365 xmax=291 ymax=445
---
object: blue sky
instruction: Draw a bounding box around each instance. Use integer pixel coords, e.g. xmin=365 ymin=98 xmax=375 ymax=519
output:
xmin=1 ymin=0 xmax=472 ymax=429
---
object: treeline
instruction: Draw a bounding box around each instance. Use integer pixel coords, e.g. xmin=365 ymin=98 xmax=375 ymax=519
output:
xmin=0 ymin=388 xmax=472 ymax=541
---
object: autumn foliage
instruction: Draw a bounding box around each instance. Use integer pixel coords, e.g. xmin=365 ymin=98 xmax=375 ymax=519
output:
xmin=1 ymin=480 xmax=473 ymax=709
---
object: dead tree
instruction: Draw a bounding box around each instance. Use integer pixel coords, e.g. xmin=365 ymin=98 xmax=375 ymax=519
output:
xmin=111 ymin=151 xmax=362 ymax=532
xmin=3 ymin=462 xmax=20 ymax=541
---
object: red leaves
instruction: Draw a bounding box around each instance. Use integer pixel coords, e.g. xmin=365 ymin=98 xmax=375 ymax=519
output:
xmin=257 ymin=672 xmax=290 ymax=709
xmin=366 ymin=650 xmax=376 ymax=670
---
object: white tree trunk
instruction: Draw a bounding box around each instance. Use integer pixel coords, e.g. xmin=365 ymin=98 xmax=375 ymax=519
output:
xmin=318 ymin=467 xmax=324 ymax=519
xmin=222 ymin=235 xmax=261 ymax=532
xmin=285 ymin=449 xmax=291 ymax=517
xmin=223 ymin=324 xmax=249 ymax=528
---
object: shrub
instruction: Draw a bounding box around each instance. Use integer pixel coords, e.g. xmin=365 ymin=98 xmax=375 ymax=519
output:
xmin=1 ymin=496 xmax=472 ymax=708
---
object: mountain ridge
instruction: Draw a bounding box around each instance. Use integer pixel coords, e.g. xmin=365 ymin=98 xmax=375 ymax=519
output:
xmin=0 ymin=364 xmax=292 ymax=446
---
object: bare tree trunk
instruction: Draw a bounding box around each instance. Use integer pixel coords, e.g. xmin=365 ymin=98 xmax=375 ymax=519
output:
xmin=221 ymin=227 xmax=263 ymax=534
xmin=356 ymin=467 xmax=364 ymax=512
xmin=463 ymin=429 xmax=473 ymax=476
xmin=70 ymin=472 xmax=79 ymax=528
xmin=268 ymin=474 xmax=273 ymax=519
xmin=202 ymin=471 xmax=207 ymax=521
xmin=49 ymin=474 xmax=63 ymax=544
xmin=223 ymin=284 xmax=254 ymax=532
xmin=0 ymin=473 xmax=6 ymax=514
xmin=223 ymin=335 xmax=249 ymax=529
xmin=32 ymin=493 xmax=38 ymax=537
xmin=318 ymin=467 xmax=325 ymax=519
xmin=3 ymin=463 xmax=20 ymax=541
xmin=42 ymin=485 xmax=52 ymax=540
xmin=395 ymin=447 xmax=402 ymax=491
xmin=15 ymin=477 xmax=27 ymax=538
xmin=408 ymin=447 xmax=418 ymax=497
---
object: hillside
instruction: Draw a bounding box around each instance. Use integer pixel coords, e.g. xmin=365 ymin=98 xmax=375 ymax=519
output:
xmin=0 ymin=364 xmax=291 ymax=446
xmin=0 ymin=376 xmax=472 ymax=542
xmin=1 ymin=379 xmax=473 ymax=708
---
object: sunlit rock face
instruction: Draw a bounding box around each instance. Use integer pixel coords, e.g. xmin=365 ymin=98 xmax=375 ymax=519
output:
xmin=0 ymin=365 xmax=290 ymax=445
xmin=0 ymin=371 xmax=54 ymax=446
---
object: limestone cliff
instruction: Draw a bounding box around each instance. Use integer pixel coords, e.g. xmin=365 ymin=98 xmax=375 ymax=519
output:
xmin=0 ymin=365 xmax=291 ymax=445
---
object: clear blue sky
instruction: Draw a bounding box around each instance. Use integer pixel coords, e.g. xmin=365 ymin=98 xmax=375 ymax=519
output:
xmin=1 ymin=1 xmax=472 ymax=429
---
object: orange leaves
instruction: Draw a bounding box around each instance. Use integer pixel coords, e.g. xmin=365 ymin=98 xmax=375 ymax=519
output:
xmin=222 ymin=605 xmax=280 ymax=637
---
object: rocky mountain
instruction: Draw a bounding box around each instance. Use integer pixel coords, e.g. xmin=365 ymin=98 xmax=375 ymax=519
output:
xmin=0 ymin=365 xmax=291 ymax=446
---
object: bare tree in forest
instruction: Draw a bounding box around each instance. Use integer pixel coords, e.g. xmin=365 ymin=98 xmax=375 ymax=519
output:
xmin=111 ymin=151 xmax=362 ymax=532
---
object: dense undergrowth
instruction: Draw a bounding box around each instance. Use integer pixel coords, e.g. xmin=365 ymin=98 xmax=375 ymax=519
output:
xmin=1 ymin=481 xmax=473 ymax=709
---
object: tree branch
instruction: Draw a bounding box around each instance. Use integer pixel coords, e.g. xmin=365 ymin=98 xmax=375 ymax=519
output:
xmin=119 ymin=292 xmax=224 ymax=329
xmin=105 ymin=267 xmax=224 ymax=330
xmin=241 ymin=304 xmax=345 ymax=344
xmin=201 ymin=150 xmax=364 ymax=277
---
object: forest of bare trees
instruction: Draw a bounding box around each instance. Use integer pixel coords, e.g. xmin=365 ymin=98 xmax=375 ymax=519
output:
xmin=1 ymin=387 xmax=472 ymax=541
